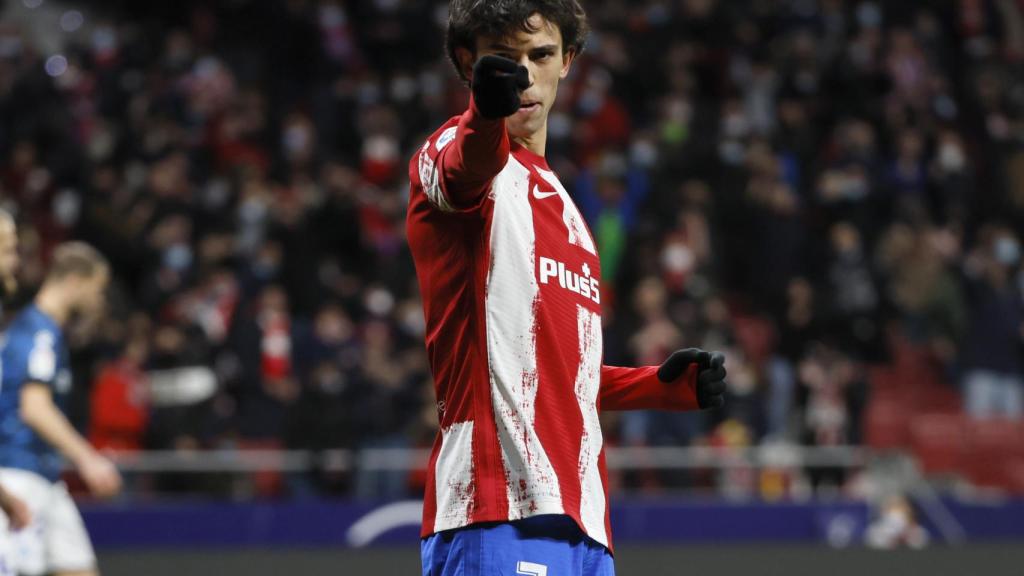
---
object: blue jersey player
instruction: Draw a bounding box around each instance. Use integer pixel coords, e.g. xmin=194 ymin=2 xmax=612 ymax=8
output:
xmin=0 ymin=209 xmax=30 ymax=575
xmin=0 ymin=242 xmax=120 ymax=576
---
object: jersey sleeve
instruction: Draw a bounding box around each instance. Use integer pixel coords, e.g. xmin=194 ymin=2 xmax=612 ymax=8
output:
xmin=5 ymin=328 xmax=60 ymax=391
xmin=598 ymin=364 xmax=700 ymax=412
xmin=410 ymin=96 xmax=510 ymax=213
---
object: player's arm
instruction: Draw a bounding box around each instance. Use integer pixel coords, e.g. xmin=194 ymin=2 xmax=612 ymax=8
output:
xmin=434 ymin=56 xmax=529 ymax=209
xmin=599 ymin=349 xmax=726 ymax=412
xmin=0 ymin=482 xmax=30 ymax=530
xmin=19 ymin=383 xmax=122 ymax=498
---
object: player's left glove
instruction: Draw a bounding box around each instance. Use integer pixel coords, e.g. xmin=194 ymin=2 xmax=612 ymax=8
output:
xmin=656 ymin=348 xmax=727 ymax=409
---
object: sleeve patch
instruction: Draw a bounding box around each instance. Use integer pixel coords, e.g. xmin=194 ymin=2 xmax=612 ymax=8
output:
xmin=28 ymin=331 xmax=56 ymax=383
xmin=420 ymin=137 xmax=456 ymax=212
xmin=435 ymin=126 xmax=457 ymax=151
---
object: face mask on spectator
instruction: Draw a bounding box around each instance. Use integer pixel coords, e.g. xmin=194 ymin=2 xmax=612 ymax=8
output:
xmin=857 ymin=2 xmax=882 ymax=29
xmin=53 ymin=189 xmax=81 ymax=228
xmin=164 ymin=243 xmax=193 ymax=272
xmin=723 ymin=112 xmax=749 ymax=139
xmin=631 ymin=138 xmax=658 ymax=167
xmin=994 ymin=237 xmax=1020 ymax=266
xmin=92 ymin=25 xmax=118 ymax=63
xmin=284 ymin=124 xmax=312 ymax=159
xmin=314 ymin=365 xmax=346 ymax=395
xmin=239 ymin=195 xmax=268 ymax=223
xmin=662 ymin=240 xmax=695 ymax=277
xmin=578 ymin=88 xmax=605 ymax=115
xmin=253 ymin=254 xmax=279 ymax=279
xmin=357 ymin=80 xmax=381 ymax=106
xmin=320 ymin=4 xmax=345 ymax=28
xmin=365 ymin=286 xmax=395 ymax=317
xmin=938 ymin=142 xmax=966 ymax=173
xmin=0 ymin=34 xmax=22 ymax=58
xmin=548 ymin=111 xmax=571 ymax=141
xmin=933 ymin=93 xmax=958 ymax=120
xmin=399 ymin=306 xmax=426 ymax=338
xmin=719 ymin=140 xmax=745 ymax=165
xmin=391 ymin=74 xmax=417 ymax=102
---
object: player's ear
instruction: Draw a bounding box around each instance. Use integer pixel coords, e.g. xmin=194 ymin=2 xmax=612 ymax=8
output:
xmin=455 ymin=47 xmax=475 ymax=83
xmin=559 ymin=47 xmax=576 ymax=79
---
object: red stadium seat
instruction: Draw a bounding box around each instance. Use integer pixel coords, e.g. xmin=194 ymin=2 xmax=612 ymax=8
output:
xmin=868 ymin=367 xmax=901 ymax=391
xmin=865 ymin=398 xmax=910 ymax=449
xmin=966 ymin=419 xmax=1024 ymax=454
xmin=916 ymin=385 xmax=962 ymax=414
xmin=962 ymin=420 xmax=1024 ymax=490
xmin=1005 ymin=460 xmax=1024 ymax=495
xmin=908 ymin=413 xmax=967 ymax=474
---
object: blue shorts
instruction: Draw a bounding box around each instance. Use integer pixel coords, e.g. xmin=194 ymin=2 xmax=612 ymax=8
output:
xmin=421 ymin=514 xmax=614 ymax=576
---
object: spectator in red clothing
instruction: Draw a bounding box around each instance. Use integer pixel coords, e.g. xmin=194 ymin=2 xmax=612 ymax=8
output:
xmin=89 ymin=328 xmax=150 ymax=452
xmin=2 ymin=0 xmax=1024 ymax=501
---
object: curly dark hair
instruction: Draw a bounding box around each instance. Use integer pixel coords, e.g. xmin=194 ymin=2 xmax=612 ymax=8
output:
xmin=446 ymin=0 xmax=589 ymax=82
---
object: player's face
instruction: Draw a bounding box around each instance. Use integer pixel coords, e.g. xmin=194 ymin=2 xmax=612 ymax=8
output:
xmin=472 ymin=13 xmax=575 ymax=144
xmin=0 ymin=219 xmax=19 ymax=298
xmin=74 ymin=268 xmax=109 ymax=319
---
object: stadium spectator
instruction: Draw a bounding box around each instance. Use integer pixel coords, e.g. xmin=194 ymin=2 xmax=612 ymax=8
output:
xmin=960 ymin=224 xmax=1024 ymax=420
xmin=0 ymin=0 xmax=1022 ymax=498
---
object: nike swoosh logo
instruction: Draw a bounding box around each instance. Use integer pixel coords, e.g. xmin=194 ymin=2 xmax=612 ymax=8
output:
xmin=532 ymin=185 xmax=559 ymax=199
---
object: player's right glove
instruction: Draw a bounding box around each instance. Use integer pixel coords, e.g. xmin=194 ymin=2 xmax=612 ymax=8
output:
xmin=656 ymin=348 xmax=727 ymax=409
xmin=471 ymin=55 xmax=530 ymax=119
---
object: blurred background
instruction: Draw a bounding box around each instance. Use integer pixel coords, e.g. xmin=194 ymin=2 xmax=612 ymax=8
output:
xmin=1 ymin=0 xmax=1024 ymax=573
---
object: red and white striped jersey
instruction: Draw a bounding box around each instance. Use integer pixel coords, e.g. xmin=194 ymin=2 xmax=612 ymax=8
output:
xmin=407 ymin=104 xmax=701 ymax=551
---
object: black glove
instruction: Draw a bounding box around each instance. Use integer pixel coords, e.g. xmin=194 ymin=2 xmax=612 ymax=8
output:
xmin=471 ymin=55 xmax=530 ymax=119
xmin=656 ymin=348 xmax=727 ymax=409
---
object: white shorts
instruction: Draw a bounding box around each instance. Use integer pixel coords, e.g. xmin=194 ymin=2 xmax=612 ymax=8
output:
xmin=0 ymin=468 xmax=96 ymax=575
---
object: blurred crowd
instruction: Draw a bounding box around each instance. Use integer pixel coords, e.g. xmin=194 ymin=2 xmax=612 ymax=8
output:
xmin=1 ymin=0 xmax=1023 ymax=500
